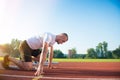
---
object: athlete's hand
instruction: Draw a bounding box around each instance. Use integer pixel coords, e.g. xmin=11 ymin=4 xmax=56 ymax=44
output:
xmin=34 ymin=67 xmax=43 ymax=76
xmin=48 ymin=64 xmax=53 ymax=69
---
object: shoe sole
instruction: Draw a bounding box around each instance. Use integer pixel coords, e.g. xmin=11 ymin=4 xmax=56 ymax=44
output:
xmin=2 ymin=55 xmax=10 ymax=69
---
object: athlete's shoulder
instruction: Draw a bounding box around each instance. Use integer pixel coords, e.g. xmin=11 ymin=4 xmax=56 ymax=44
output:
xmin=43 ymin=32 xmax=55 ymax=36
xmin=44 ymin=32 xmax=53 ymax=34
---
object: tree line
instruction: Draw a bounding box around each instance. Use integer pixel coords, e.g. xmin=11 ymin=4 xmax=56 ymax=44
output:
xmin=85 ymin=41 xmax=120 ymax=59
xmin=0 ymin=39 xmax=120 ymax=59
xmin=68 ymin=41 xmax=120 ymax=59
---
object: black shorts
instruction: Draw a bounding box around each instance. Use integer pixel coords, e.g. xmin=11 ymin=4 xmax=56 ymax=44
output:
xmin=19 ymin=40 xmax=41 ymax=62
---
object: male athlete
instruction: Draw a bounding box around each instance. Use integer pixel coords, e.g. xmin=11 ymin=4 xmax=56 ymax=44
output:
xmin=2 ymin=32 xmax=68 ymax=76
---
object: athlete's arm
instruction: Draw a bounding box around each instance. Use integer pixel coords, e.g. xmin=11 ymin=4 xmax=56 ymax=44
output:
xmin=34 ymin=42 xmax=49 ymax=76
xmin=48 ymin=46 xmax=53 ymax=69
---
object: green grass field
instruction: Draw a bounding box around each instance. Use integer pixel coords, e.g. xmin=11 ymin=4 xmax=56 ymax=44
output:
xmin=53 ymin=58 xmax=120 ymax=62
xmin=0 ymin=57 xmax=120 ymax=62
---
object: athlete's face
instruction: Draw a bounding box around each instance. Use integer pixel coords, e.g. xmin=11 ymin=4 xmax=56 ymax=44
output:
xmin=56 ymin=35 xmax=68 ymax=44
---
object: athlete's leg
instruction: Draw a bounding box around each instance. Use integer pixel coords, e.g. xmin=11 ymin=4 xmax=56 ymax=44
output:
xmin=2 ymin=40 xmax=34 ymax=70
xmin=8 ymin=56 xmax=33 ymax=70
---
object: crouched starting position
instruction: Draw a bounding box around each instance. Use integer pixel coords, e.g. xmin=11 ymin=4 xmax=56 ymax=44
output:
xmin=2 ymin=32 xmax=68 ymax=76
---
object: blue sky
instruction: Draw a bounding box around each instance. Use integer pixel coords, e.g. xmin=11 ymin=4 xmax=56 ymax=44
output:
xmin=0 ymin=0 xmax=120 ymax=54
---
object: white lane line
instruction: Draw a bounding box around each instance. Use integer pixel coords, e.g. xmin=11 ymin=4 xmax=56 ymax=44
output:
xmin=0 ymin=74 xmax=120 ymax=80
xmin=0 ymin=74 xmax=34 ymax=78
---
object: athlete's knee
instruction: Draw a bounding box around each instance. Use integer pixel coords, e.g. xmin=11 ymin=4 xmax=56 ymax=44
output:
xmin=22 ymin=62 xmax=33 ymax=70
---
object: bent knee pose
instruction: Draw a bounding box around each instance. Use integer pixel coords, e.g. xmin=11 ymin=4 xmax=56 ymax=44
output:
xmin=2 ymin=32 xmax=68 ymax=76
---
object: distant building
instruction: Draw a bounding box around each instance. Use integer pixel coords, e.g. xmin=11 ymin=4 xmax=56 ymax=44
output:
xmin=68 ymin=49 xmax=73 ymax=58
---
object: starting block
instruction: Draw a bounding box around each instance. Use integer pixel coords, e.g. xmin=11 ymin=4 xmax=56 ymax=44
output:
xmin=33 ymin=61 xmax=58 ymax=66
xmin=5 ymin=61 xmax=58 ymax=70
